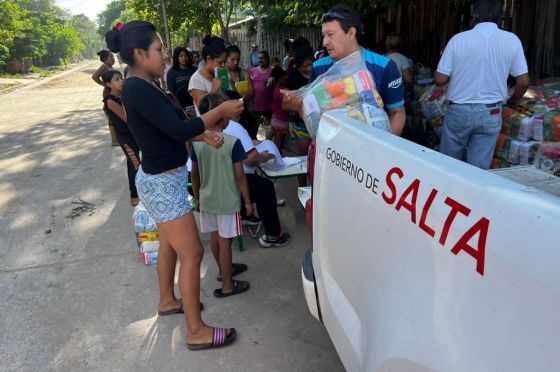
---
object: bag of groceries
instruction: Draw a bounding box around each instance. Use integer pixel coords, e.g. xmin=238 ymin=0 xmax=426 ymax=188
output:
xmin=292 ymin=51 xmax=390 ymax=138
xmin=419 ymin=84 xmax=448 ymax=120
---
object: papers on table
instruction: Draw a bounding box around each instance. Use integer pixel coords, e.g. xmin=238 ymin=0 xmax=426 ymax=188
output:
xmin=257 ymin=140 xmax=306 ymax=171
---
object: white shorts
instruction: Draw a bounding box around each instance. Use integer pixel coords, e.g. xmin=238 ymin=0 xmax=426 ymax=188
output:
xmin=199 ymin=211 xmax=242 ymax=238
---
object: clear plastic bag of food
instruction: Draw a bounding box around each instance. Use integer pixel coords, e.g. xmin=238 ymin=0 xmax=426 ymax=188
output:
xmin=533 ymin=142 xmax=560 ymax=177
xmin=419 ymin=84 xmax=448 ymax=120
xmin=293 ymin=51 xmax=390 ymax=137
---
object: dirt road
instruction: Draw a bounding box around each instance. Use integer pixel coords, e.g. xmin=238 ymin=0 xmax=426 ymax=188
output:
xmin=0 ymin=63 xmax=343 ymax=371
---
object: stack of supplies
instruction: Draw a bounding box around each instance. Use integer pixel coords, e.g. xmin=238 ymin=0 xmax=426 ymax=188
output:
xmin=492 ymin=79 xmax=560 ymax=173
xmin=132 ymin=202 xmax=159 ymax=265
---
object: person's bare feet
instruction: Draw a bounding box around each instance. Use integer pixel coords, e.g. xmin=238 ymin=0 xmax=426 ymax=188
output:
xmin=131 ymin=197 xmax=139 ymax=206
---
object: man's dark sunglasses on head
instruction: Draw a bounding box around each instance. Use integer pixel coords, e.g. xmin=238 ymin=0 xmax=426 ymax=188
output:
xmin=321 ymin=11 xmax=347 ymax=23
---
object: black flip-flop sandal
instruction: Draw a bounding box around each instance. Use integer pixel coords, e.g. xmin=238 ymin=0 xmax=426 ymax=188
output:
xmin=213 ymin=280 xmax=250 ymax=298
xmin=187 ymin=327 xmax=237 ymax=351
xmin=216 ymin=263 xmax=248 ymax=282
xmin=158 ymin=302 xmax=204 ymax=316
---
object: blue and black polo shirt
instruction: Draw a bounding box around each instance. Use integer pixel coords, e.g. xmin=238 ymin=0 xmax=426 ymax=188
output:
xmin=309 ymin=47 xmax=405 ymax=110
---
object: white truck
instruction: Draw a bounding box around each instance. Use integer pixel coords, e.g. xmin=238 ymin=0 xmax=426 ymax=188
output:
xmin=301 ymin=111 xmax=560 ymax=372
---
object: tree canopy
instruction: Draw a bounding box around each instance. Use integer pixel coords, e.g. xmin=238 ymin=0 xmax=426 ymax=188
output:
xmin=0 ymin=0 xmax=103 ymax=72
xmin=97 ymin=0 xmax=127 ymax=37
xmin=123 ymin=0 xmax=237 ymax=43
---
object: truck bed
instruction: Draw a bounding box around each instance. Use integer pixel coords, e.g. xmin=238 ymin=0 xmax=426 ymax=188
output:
xmin=490 ymin=166 xmax=560 ymax=197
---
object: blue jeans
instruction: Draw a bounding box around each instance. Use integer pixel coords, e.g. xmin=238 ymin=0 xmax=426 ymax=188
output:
xmin=440 ymin=103 xmax=502 ymax=169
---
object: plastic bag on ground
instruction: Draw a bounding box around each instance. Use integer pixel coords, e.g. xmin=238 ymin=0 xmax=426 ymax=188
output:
xmin=133 ymin=201 xmax=157 ymax=232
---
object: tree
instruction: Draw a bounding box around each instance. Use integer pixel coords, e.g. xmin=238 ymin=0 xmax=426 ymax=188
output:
xmin=0 ymin=1 xmax=28 ymax=69
xmin=7 ymin=0 xmax=88 ymax=70
xmin=72 ymin=14 xmax=104 ymax=59
xmin=125 ymin=0 xmax=239 ymax=44
xmin=97 ymin=0 xmax=127 ymax=36
xmin=46 ymin=22 xmax=84 ymax=65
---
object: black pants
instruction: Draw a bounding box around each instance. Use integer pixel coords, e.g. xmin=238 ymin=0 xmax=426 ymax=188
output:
xmin=117 ymin=134 xmax=140 ymax=199
xmin=244 ymin=173 xmax=281 ymax=237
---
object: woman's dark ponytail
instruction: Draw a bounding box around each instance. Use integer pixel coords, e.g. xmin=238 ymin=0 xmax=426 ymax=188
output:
xmin=104 ymin=21 xmax=158 ymax=66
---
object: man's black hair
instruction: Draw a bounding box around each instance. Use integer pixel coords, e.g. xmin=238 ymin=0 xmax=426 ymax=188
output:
xmin=321 ymin=4 xmax=363 ymax=45
xmin=472 ymin=0 xmax=503 ymax=25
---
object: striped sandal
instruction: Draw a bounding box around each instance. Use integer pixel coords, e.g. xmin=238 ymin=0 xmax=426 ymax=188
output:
xmin=187 ymin=327 xmax=237 ymax=351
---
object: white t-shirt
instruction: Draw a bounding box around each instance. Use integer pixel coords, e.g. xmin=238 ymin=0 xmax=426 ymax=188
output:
xmin=437 ymin=22 xmax=528 ymax=104
xmin=188 ymin=69 xmax=213 ymax=93
xmin=386 ymin=52 xmax=411 ymax=76
xmin=223 ymin=120 xmax=257 ymax=174
xmin=188 ymin=70 xmax=213 ymax=116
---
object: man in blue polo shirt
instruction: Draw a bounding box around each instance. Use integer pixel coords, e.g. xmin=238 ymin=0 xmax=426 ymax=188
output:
xmin=284 ymin=5 xmax=406 ymax=135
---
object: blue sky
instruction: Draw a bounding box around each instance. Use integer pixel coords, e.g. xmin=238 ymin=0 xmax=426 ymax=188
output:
xmin=55 ymin=0 xmax=114 ymax=22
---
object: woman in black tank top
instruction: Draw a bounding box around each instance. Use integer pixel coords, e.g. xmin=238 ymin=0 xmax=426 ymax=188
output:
xmin=105 ymin=21 xmax=244 ymax=350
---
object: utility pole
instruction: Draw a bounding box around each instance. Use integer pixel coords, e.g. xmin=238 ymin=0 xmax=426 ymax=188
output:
xmin=160 ymin=0 xmax=171 ymax=48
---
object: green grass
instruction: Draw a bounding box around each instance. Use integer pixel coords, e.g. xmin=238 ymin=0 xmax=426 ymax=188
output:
xmin=0 ymin=66 xmax=66 ymax=79
xmin=29 ymin=66 xmax=65 ymax=77
xmin=0 ymin=72 xmax=24 ymax=78
xmin=0 ymin=83 xmax=20 ymax=92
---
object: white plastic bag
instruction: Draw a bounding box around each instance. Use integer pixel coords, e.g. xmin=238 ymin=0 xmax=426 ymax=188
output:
xmin=133 ymin=201 xmax=157 ymax=232
xmin=293 ymin=51 xmax=390 ymax=137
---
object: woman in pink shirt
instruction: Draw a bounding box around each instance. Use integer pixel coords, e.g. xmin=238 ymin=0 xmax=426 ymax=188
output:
xmin=250 ymin=51 xmax=273 ymax=131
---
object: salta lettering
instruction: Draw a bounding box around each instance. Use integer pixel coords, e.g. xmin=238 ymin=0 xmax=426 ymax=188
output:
xmin=382 ymin=167 xmax=489 ymax=276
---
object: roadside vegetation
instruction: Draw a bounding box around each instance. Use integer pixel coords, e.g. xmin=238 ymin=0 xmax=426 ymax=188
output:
xmin=0 ymin=0 xmax=103 ymax=76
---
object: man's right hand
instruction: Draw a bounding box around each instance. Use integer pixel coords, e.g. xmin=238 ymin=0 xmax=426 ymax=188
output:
xmin=281 ymin=89 xmax=303 ymax=113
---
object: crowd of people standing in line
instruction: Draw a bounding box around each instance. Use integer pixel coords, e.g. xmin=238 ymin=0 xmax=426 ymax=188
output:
xmin=90 ymin=5 xmax=408 ymax=351
xmin=88 ymin=0 xmax=526 ymax=351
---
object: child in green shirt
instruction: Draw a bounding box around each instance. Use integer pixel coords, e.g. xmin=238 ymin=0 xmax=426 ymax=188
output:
xmin=191 ymin=93 xmax=253 ymax=297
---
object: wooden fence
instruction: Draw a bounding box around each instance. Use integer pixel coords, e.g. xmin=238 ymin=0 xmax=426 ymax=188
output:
xmin=186 ymin=0 xmax=558 ymax=78
xmin=187 ymin=22 xmax=322 ymax=69
xmin=366 ymin=0 xmax=559 ymax=79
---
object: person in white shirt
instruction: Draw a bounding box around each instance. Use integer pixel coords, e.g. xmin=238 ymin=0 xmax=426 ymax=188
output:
xmin=434 ymin=0 xmax=529 ymax=169
xmin=385 ymin=33 xmax=413 ymax=86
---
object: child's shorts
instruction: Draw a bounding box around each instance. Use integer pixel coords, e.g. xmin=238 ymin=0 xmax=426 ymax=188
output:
xmin=199 ymin=211 xmax=242 ymax=238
